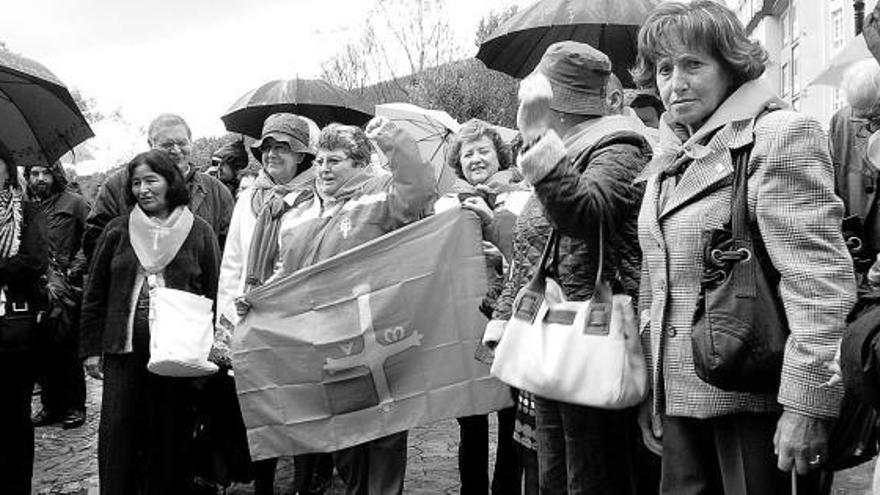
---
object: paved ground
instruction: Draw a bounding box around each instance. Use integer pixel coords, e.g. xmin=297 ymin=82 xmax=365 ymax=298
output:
xmin=32 ymin=377 xmax=876 ymax=494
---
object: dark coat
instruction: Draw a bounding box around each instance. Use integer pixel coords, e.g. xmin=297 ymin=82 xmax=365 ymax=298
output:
xmin=518 ymin=119 xmax=652 ymax=303
xmin=0 ymin=201 xmax=49 ymax=352
xmin=82 ymin=165 xmax=234 ymax=262
xmin=34 ymin=190 xmax=89 ymax=280
xmin=80 ymin=213 xmax=221 ymax=358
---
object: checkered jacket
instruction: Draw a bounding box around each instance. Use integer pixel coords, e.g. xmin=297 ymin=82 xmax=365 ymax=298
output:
xmin=638 ymin=107 xmax=856 ymax=420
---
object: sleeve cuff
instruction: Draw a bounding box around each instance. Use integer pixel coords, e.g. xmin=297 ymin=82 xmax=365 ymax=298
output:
xmin=482 ymin=319 xmax=508 ymax=346
xmin=518 ymin=130 xmax=566 ymax=184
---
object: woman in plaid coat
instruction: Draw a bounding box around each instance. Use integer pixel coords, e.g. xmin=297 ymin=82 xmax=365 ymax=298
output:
xmin=630 ymin=2 xmax=856 ymax=494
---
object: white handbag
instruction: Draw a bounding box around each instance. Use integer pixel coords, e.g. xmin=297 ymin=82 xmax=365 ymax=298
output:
xmin=146 ymin=276 xmax=218 ymax=377
xmin=491 ymin=229 xmax=647 ymax=409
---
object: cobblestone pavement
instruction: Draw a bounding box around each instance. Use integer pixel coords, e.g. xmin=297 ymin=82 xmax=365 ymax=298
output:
xmin=33 ymin=377 xmax=876 ymax=494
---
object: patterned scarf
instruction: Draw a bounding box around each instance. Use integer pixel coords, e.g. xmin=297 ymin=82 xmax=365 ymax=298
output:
xmin=0 ymin=188 xmax=23 ymax=260
xmin=245 ymin=167 xmax=317 ymax=290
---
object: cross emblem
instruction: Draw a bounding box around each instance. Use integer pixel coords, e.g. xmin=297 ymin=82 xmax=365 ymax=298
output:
xmin=339 ymin=217 xmax=353 ymax=239
xmin=323 ymin=283 xmax=423 ymax=408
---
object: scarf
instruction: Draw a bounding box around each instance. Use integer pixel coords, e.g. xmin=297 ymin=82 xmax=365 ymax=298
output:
xmin=250 ymin=167 xmax=316 ymax=217
xmin=129 ymin=205 xmax=194 ymax=274
xmin=245 ymin=167 xmax=317 ymax=289
xmin=0 ymin=188 xmax=22 ymax=260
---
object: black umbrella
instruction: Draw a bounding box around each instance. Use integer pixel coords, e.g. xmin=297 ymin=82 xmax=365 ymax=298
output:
xmin=0 ymin=48 xmax=94 ymax=167
xmin=476 ymin=0 xmax=661 ymax=87
xmin=221 ymin=78 xmax=373 ymax=138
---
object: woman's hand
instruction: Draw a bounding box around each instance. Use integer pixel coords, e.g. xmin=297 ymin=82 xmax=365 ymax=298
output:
xmin=83 ymin=355 xmax=103 ymax=380
xmin=638 ymin=396 xmax=663 ymax=455
xmin=517 ymin=73 xmax=554 ymax=143
xmin=822 ymin=342 xmax=842 ymax=388
xmin=460 ymin=196 xmax=494 ymax=226
xmin=365 ymin=116 xmax=398 ymax=154
xmin=234 ymin=296 xmax=251 ymax=318
xmin=774 ymin=411 xmax=831 ymax=474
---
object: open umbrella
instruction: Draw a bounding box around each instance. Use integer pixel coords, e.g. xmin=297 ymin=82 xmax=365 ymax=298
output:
xmin=810 ymin=35 xmax=873 ymax=87
xmin=0 ymin=48 xmax=94 ymax=167
xmin=374 ymin=103 xmax=460 ymax=193
xmin=476 ymin=0 xmax=661 ymax=87
xmin=221 ymin=78 xmax=373 ymax=138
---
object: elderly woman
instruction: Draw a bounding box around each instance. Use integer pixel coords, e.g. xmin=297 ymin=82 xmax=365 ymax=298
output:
xmin=435 ymin=118 xmax=525 ymax=495
xmin=0 ymin=141 xmax=49 ymax=495
xmin=629 ymin=2 xmax=855 ymax=493
xmin=263 ymin=119 xmax=435 ymax=494
xmin=81 ymin=150 xmax=221 ymax=494
xmin=215 ymin=112 xmax=333 ymax=495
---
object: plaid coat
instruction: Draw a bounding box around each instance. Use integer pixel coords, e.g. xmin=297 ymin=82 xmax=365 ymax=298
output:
xmin=638 ymin=80 xmax=856 ymax=420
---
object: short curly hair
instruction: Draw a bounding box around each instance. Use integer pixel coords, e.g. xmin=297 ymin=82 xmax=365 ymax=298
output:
xmin=317 ymin=123 xmax=372 ymax=167
xmin=445 ymin=119 xmax=511 ymax=181
xmin=631 ymin=0 xmax=767 ymax=92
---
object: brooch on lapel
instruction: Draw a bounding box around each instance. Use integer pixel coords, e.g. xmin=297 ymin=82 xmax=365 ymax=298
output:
xmin=339 ymin=217 xmax=353 ymax=239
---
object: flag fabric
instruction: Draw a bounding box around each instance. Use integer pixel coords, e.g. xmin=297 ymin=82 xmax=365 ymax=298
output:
xmin=232 ymin=209 xmax=512 ymax=459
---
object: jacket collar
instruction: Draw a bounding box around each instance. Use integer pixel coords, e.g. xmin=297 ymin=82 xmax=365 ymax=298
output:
xmin=642 ymin=79 xmax=786 ymax=223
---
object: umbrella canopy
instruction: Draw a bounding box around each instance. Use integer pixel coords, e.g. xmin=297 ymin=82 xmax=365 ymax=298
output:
xmin=810 ymin=35 xmax=873 ymax=87
xmin=476 ymin=0 xmax=661 ymax=87
xmin=222 ymin=78 xmax=374 ymax=138
xmin=0 ymin=48 xmax=94 ymax=167
xmin=374 ymin=103 xmax=460 ymax=194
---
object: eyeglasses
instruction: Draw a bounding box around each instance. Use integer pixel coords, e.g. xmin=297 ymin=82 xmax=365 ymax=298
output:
xmin=156 ymin=139 xmax=190 ymax=151
xmin=315 ymin=154 xmax=351 ymax=168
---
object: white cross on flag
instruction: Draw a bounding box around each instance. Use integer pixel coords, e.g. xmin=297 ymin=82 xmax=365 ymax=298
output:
xmin=232 ymin=209 xmax=512 ymax=459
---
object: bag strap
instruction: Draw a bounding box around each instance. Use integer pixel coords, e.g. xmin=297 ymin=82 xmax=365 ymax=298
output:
xmin=540 ymin=218 xmax=607 ymax=290
xmin=729 ymin=144 xmax=757 ymax=298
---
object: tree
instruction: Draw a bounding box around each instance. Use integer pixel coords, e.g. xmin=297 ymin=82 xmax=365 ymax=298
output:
xmin=475 ymin=5 xmax=519 ymax=45
xmin=70 ymin=88 xmax=105 ymax=125
xmin=321 ymin=0 xmax=463 ymax=100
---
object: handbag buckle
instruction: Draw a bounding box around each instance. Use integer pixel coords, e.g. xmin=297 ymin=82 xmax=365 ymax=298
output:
xmin=513 ymin=290 xmax=543 ymax=323
xmin=584 ymin=302 xmax=611 ymax=335
xmin=11 ymin=301 xmax=28 ymax=313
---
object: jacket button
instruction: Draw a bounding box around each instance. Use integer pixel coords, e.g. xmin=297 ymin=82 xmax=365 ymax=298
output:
xmin=665 ymin=325 xmax=677 ymax=337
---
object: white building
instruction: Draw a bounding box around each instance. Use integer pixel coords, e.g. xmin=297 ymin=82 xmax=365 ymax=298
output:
xmin=733 ymin=0 xmax=864 ymax=127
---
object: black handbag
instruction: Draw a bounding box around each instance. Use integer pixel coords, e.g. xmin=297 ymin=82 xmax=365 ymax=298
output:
xmin=691 ymin=145 xmax=790 ymax=393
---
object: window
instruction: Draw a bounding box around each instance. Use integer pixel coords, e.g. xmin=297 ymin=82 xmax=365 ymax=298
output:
xmin=792 ymin=44 xmax=800 ymax=96
xmin=832 ymin=8 xmax=844 ymax=51
xmin=790 ymin=0 xmax=798 ymax=42
xmin=782 ymin=10 xmax=790 ymax=46
xmin=832 ymin=88 xmax=845 ymax=112
xmin=781 ymin=62 xmax=790 ymax=97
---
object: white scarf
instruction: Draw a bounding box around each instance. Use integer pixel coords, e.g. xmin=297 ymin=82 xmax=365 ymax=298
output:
xmin=128 ymin=205 xmax=194 ymax=274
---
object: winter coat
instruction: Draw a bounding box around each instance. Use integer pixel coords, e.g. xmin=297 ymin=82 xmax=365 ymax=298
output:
xmin=0 ymin=201 xmax=49 ymax=353
xmin=637 ymin=79 xmax=855 ymax=419
xmin=82 ymin=165 xmax=234 ymax=262
xmin=34 ymin=190 xmax=89 ymax=281
xmin=829 ymin=105 xmax=880 ymax=252
xmin=80 ymin=214 xmax=221 ymax=358
xmin=516 ymin=115 xmax=652 ymax=302
xmin=275 ymin=126 xmax=436 ymax=275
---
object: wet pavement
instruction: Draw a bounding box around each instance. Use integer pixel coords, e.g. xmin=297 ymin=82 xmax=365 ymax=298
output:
xmin=32 ymin=376 xmax=875 ymax=494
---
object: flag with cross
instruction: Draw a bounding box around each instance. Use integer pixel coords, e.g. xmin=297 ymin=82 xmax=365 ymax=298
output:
xmin=231 ymin=208 xmax=512 ymax=459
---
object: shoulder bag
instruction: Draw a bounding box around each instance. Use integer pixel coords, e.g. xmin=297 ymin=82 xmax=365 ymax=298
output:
xmin=691 ymin=145 xmax=789 ymax=392
xmin=490 ymin=225 xmax=647 ymax=409
xmin=146 ymin=275 xmax=218 ymax=377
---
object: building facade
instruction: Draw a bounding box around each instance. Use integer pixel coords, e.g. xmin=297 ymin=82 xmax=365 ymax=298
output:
xmin=733 ymin=0 xmax=861 ymax=127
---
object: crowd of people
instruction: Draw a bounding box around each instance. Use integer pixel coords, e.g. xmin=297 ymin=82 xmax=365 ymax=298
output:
xmin=3 ymin=0 xmax=880 ymax=494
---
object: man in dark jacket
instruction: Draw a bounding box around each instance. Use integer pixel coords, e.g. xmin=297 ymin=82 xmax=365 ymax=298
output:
xmin=513 ymin=41 xmax=654 ymax=494
xmin=81 ymin=114 xmax=234 ymax=262
xmin=26 ymin=162 xmax=90 ymax=429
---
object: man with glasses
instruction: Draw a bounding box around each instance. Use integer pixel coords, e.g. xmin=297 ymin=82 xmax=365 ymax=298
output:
xmin=82 ymin=113 xmax=234 ymax=261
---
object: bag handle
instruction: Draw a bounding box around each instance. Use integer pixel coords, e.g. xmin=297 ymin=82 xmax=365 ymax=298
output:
xmin=729 ymin=144 xmax=757 ymax=298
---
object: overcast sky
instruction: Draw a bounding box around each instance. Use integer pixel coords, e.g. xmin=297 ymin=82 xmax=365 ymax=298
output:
xmin=2 ymin=0 xmax=529 ymax=141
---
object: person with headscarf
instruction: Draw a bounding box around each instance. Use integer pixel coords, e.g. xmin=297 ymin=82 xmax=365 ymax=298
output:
xmin=25 ymin=161 xmax=90 ymax=430
xmin=0 ymin=141 xmax=49 ymax=495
